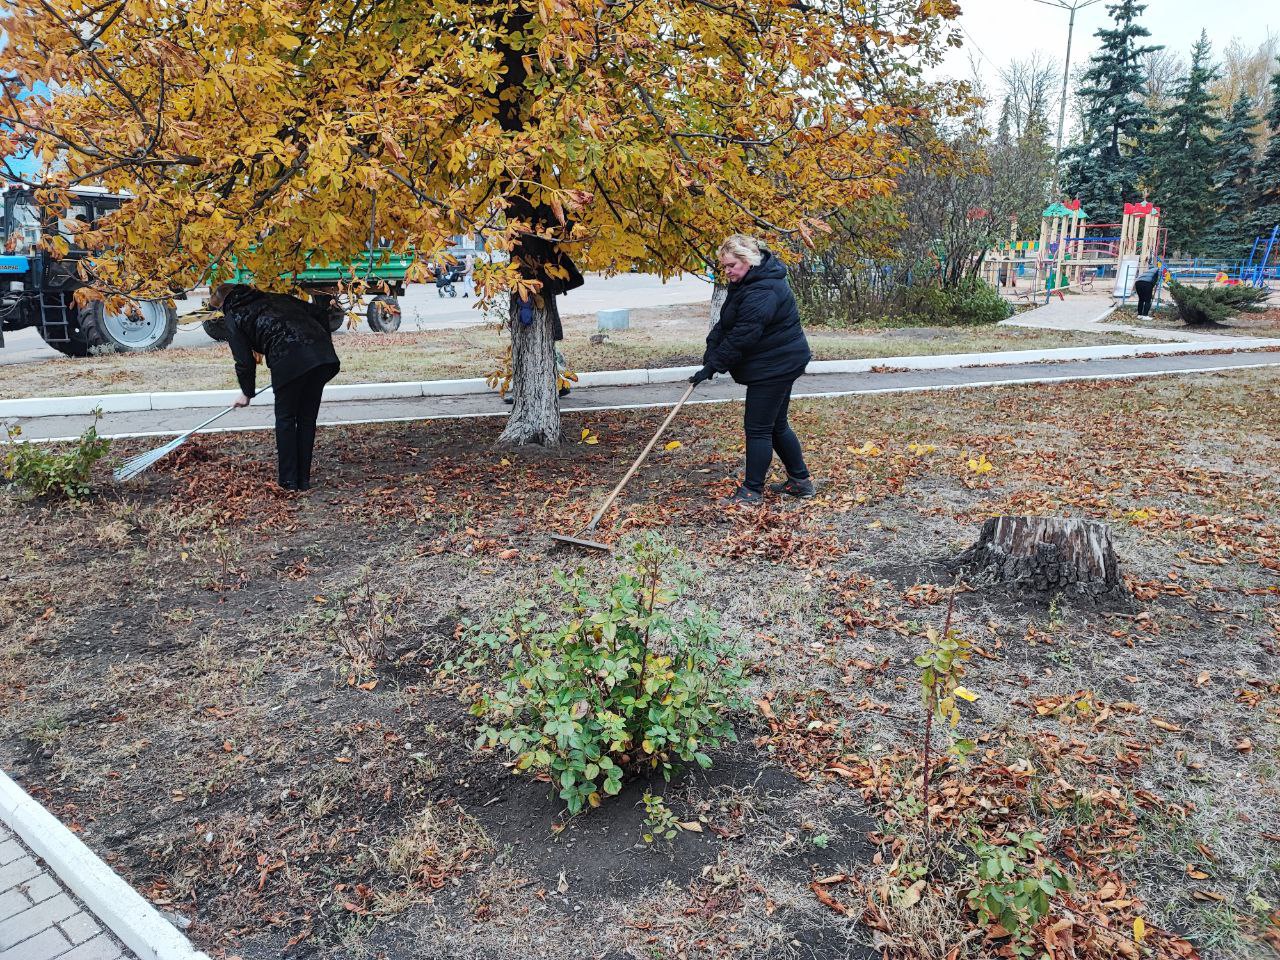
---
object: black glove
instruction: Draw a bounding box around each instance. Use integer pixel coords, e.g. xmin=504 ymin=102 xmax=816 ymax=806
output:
xmin=690 ymin=366 xmax=715 ymax=385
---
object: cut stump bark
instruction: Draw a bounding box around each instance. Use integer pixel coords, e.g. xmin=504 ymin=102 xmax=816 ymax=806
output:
xmin=950 ymin=516 xmax=1130 ymax=604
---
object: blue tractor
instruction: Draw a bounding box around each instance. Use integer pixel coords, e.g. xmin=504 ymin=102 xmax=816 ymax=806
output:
xmin=0 ymin=185 xmax=177 ymax=356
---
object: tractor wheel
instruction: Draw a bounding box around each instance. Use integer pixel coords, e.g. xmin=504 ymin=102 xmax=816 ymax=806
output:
xmin=366 ymin=295 xmax=402 ymax=333
xmin=43 ymin=299 xmax=178 ymax=356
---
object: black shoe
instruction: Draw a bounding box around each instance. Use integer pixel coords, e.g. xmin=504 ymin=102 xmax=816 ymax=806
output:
xmin=503 ymin=394 xmax=514 ymax=405
xmin=278 ymin=481 xmax=299 ymax=492
xmin=767 ymin=476 xmax=816 ymax=499
xmin=559 ymin=386 xmax=571 ymax=398
xmin=722 ymin=486 xmax=764 ymax=508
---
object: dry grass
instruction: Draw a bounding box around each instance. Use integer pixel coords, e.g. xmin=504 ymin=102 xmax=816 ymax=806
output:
xmin=1 ymin=304 xmax=1156 ymax=400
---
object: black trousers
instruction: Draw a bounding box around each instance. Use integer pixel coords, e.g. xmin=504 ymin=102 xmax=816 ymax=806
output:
xmin=1134 ymin=279 xmax=1154 ymax=316
xmin=742 ymin=377 xmax=810 ymax=494
xmin=274 ymin=363 xmax=338 ymax=488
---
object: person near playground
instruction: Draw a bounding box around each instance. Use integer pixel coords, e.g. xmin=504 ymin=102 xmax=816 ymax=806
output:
xmin=691 ymin=234 xmax=814 ymax=506
xmin=1133 ymin=263 xmax=1162 ymax=317
xmin=210 ymin=284 xmax=341 ymax=491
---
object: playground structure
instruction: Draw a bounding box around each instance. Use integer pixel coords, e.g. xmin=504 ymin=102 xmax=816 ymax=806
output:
xmin=1154 ymin=226 xmax=1280 ymax=289
xmin=982 ymin=200 xmax=1167 ymax=302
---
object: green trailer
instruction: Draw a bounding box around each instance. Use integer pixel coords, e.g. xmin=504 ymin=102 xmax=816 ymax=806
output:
xmin=201 ymin=250 xmax=415 ymax=340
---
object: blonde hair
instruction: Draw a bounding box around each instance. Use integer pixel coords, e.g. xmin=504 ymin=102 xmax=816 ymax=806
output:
xmin=718 ymin=234 xmax=763 ymax=267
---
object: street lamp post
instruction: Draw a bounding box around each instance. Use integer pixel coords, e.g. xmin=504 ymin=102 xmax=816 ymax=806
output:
xmin=1031 ymin=0 xmax=1103 ymax=198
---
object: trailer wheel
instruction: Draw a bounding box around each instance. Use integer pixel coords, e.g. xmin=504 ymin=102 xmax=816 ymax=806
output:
xmin=310 ymin=294 xmax=345 ymax=333
xmin=80 ymin=300 xmax=178 ymax=353
xmin=366 ymin=295 xmax=402 ymax=333
xmin=202 ymin=313 xmax=230 ymax=342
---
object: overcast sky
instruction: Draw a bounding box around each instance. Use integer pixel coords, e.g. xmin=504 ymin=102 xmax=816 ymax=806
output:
xmin=941 ymin=0 xmax=1278 ymax=95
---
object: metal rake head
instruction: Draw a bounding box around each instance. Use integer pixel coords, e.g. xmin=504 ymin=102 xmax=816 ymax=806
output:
xmin=548 ymin=532 xmax=614 ymax=553
xmin=113 ymin=437 xmax=184 ymax=482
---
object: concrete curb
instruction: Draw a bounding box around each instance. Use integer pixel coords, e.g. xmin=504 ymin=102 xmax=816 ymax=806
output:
xmin=1 ymin=337 xmax=1278 ymax=420
xmin=0 ymin=768 xmax=210 ymax=960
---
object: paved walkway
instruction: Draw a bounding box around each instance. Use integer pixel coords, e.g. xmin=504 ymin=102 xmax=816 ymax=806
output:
xmin=1000 ymin=291 xmax=1264 ymax=343
xmin=0 ymin=823 xmax=133 ymax=960
xmin=11 ymin=347 xmax=1280 ymax=442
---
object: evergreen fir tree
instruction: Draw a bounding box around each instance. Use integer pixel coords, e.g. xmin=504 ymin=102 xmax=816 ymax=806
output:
xmin=996 ymin=97 xmax=1013 ymax=146
xmin=1061 ymin=0 xmax=1160 ymax=218
xmin=1148 ymin=33 xmax=1221 ymax=255
xmin=1249 ymin=58 xmax=1280 ymax=237
xmin=1205 ymin=93 xmax=1257 ymax=257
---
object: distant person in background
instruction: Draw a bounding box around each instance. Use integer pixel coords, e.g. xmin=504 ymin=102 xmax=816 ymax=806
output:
xmin=460 ymin=254 xmax=475 ymax=299
xmin=1133 ymin=264 xmax=1161 ymax=317
xmin=210 ymin=284 xmax=341 ymax=491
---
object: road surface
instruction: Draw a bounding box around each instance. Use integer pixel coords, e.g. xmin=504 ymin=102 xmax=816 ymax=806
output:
xmin=0 ymin=273 xmax=713 ymax=367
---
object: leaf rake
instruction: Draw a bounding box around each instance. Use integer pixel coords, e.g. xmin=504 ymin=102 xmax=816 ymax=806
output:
xmin=113 ymin=385 xmax=273 ymax=482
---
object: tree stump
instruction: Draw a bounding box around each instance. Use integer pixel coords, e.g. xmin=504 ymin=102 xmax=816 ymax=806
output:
xmin=950 ymin=516 xmax=1130 ymax=604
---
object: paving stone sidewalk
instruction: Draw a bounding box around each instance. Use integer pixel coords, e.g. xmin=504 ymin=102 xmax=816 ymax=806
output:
xmin=0 ymin=822 xmax=134 ymax=960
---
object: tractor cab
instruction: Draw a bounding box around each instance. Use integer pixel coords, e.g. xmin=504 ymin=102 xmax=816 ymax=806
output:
xmin=0 ymin=185 xmax=176 ymax=355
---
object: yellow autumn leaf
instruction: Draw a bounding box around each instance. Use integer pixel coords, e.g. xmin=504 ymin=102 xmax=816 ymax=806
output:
xmin=1133 ymin=917 xmax=1146 ymax=943
xmin=953 ymin=686 xmax=979 ymax=702
xmin=966 ymin=454 xmax=993 ymax=474
xmin=664 ymin=440 xmax=682 ymax=451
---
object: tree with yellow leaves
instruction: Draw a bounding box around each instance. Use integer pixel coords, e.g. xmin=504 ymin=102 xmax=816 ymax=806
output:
xmin=1 ymin=0 xmax=961 ymax=446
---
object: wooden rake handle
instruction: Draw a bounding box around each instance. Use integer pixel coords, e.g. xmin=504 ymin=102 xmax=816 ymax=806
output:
xmin=583 ymin=380 xmax=698 ymax=534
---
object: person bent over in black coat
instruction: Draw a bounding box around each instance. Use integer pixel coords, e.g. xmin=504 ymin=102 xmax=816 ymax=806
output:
xmin=691 ymin=235 xmax=814 ymax=507
xmin=210 ymin=284 xmax=341 ymax=491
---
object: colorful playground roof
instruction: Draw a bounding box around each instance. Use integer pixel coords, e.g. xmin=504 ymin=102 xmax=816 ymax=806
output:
xmin=1042 ymin=202 xmax=1087 ymax=218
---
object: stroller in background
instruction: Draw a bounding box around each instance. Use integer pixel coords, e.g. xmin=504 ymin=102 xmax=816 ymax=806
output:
xmin=435 ymin=264 xmax=463 ymax=298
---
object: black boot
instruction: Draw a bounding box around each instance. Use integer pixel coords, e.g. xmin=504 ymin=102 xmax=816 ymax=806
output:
xmin=767 ymin=476 xmax=816 ymax=499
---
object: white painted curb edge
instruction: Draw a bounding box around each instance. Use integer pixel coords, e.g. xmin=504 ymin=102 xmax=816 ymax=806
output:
xmin=1 ymin=336 xmax=1279 ymax=419
xmin=0 ymin=768 xmax=210 ymax=960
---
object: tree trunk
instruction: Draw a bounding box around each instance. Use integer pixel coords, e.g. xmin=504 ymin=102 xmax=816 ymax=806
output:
xmin=498 ymin=293 xmax=561 ymax=448
xmin=710 ymin=283 xmax=727 ymax=329
xmin=950 ymin=516 xmax=1130 ymax=604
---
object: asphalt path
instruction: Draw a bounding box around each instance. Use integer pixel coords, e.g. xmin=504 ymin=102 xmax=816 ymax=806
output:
xmin=11 ymin=348 xmax=1279 ymax=442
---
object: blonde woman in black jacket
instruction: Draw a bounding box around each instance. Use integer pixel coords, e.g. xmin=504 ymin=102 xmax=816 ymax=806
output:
xmin=691 ymin=235 xmax=814 ymax=506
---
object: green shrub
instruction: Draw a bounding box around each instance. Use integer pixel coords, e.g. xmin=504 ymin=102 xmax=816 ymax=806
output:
xmin=906 ymin=279 xmax=1011 ymax=326
xmin=966 ymin=831 xmax=1072 ymax=958
xmin=1167 ymin=278 xmax=1270 ymax=325
xmin=466 ymin=536 xmax=748 ymax=814
xmin=2 ymin=418 xmax=111 ymax=499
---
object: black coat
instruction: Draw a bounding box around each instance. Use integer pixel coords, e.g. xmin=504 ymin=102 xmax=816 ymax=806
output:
xmin=703 ymin=252 xmax=811 ymax=385
xmin=221 ymin=286 xmax=340 ymax=398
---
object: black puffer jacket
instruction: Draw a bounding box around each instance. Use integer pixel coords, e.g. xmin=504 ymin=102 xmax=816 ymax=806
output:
xmin=221 ymin=286 xmax=340 ymax=398
xmin=703 ymin=251 xmax=811 ymax=385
